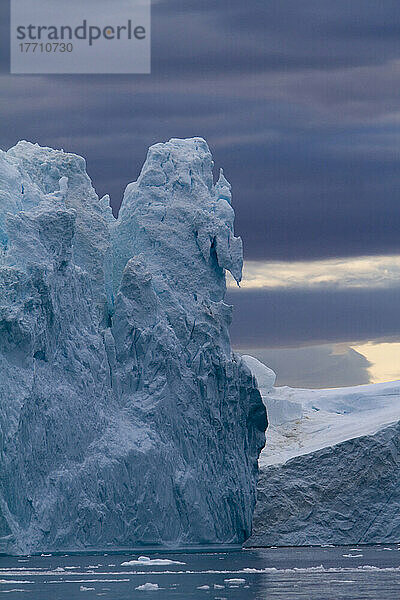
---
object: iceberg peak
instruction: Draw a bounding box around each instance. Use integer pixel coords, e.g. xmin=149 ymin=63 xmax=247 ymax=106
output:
xmin=0 ymin=137 xmax=266 ymax=555
xmin=215 ymin=168 xmax=232 ymax=204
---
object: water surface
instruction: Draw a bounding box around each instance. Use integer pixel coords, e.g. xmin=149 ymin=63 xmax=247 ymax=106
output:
xmin=0 ymin=545 xmax=399 ymax=598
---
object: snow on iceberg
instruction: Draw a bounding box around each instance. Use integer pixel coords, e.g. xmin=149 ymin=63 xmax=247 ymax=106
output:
xmin=242 ymin=355 xmax=302 ymax=426
xmin=0 ymin=138 xmax=267 ymax=555
xmin=244 ymin=356 xmax=400 ymax=546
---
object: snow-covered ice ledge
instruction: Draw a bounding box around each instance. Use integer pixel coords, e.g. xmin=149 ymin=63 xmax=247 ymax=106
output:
xmin=243 ymin=357 xmax=400 ymax=546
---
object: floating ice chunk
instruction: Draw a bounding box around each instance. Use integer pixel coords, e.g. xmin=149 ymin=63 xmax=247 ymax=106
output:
xmin=80 ymin=586 xmax=95 ymax=592
xmin=121 ymin=556 xmax=185 ymax=566
xmin=0 ymin=581 xmax=34 ymax=584
xmin=135 ymin=583 xmax=160 ymax=591
xmin=224 ymin=578 xmax=245 ymax=584
xmin=197 ymin=585 xmax=210 ymax=590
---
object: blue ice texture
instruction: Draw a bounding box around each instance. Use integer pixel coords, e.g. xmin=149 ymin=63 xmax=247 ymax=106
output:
xmin=0 ymin=138 xmax=267 ymax=554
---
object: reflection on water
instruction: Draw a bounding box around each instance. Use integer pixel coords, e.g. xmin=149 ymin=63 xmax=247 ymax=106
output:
xmin=0 ymin=545 xmax=399 ymax=599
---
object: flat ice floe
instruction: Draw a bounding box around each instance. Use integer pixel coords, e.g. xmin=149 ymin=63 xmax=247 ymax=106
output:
xmin=135 ymin=582 xmax=160 ymax=591
xmin=121 ymin=556 xmax=185 ymax=566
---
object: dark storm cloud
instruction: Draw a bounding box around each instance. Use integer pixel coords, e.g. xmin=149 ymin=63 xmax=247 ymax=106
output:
xmin=227 ymin=287 xmax=400 ymax=348
xmin=155 ymin=0 xmax=400 ymax=73
xmin=237 ymin=345 xmax=372 ymax=389
xmin=1 ymin=0 xmax=400 ymax=258
xmin=0 ymin=1 xmax=9 ymax=71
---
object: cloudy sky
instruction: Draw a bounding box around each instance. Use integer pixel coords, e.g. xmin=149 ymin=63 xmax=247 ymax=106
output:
xmin=1 ymin=0 xmax=400 ymax=386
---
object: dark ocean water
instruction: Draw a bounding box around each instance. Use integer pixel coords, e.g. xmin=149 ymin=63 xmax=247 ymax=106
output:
xmin=0 ymin=545 xmax=399 ymax=599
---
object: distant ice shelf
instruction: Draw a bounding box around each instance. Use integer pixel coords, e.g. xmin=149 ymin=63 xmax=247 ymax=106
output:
xmin=243 ymin=357 xmax=400 ymax=546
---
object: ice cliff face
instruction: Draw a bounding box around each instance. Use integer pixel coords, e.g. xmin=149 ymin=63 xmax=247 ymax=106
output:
xmin=243 ymin=357 xmax=400 ymax=546
xmin=250 ymin=421 xmax=400 ymax=546
xmin=0 ymin=138 xmax=266 ymax=555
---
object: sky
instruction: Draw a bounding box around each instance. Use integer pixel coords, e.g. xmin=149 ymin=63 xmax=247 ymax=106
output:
xmin=1 ymin=0 xmax=400 ymax=386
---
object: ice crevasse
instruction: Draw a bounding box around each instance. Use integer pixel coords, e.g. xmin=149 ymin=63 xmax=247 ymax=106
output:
xmin=0 ymin=137 xmax=267 ymax=554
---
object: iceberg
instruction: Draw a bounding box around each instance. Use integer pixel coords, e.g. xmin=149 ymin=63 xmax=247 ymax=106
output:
xmin=244 ymin=358 xmax=400 ymax=546
xmin=241 ymin=355 xmax=302 ymax=426
xmin=0 ymin=138 xmax=267 ymax=555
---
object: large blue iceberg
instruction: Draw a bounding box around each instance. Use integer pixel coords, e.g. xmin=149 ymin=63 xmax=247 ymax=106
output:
xmin=0 ymin=138 xmax=266 ymax=554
